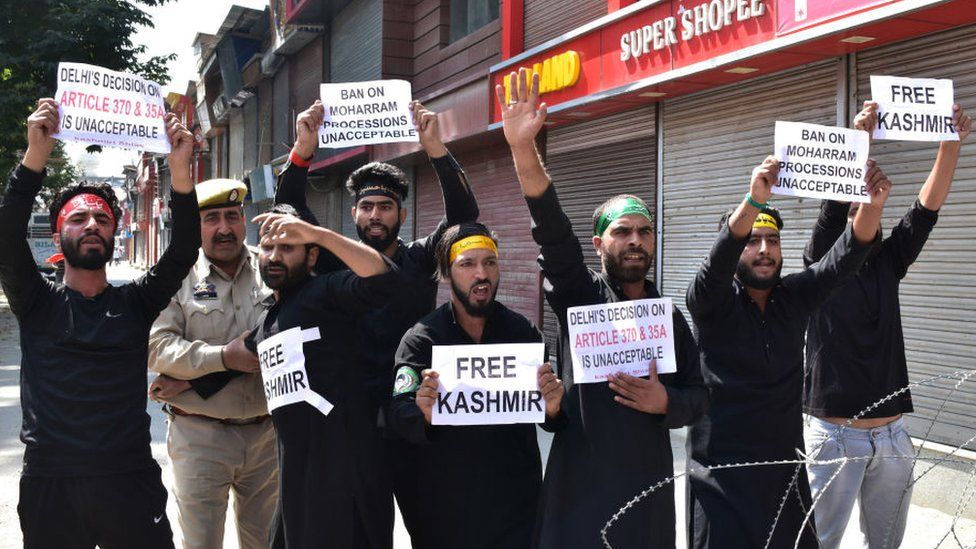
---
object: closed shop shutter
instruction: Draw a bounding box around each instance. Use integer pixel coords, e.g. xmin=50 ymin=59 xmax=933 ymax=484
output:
xmin=257 ymin=79 xmax=273 ymax=165
xmin=415 ymin=138 xmax=540 ymax=324
xmin=272 ymin=61 xmax=291 ymax=160
xmin=660 ymin=60 xmax=843 ymax=322
xmin=541 ymin=106 xmax=657 ymax=350
xmin=330 ymin=0 xmax=382 ymax=83
xmin=243 ymin=97 xmax=259 ymax=172
xmin=854 ymin=25 xmax=976 ymax=448
xmin=524 ymin=0 xmax=605 ymax=50
xmin=292 ymin=36 xmax=323 ymax=112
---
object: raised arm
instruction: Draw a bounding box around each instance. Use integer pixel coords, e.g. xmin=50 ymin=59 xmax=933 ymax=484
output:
xmin=0 ymin=99 xmax=57 ymax=318
xmin=275 ymin=101 xmax=321 ymax=225
xmin=130 ymin=114 xmax=202 ymax=317
xmin=253 ymin=212 xmax=388 ymax=277
xmin=498 ymin=69 xmax=595 ymax=313
xmin=883 ymin=104 xmax=970 ymax=278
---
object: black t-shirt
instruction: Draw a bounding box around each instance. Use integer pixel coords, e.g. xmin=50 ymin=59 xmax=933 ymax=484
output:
xmin=803 ymin=199 xmax=938 ymax=418
xmin=0 ymin=164 xmax=201 ymax=477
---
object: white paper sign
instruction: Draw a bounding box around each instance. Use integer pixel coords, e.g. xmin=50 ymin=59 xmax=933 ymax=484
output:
xmin=567 ymin=298 xmax=676 ymax=384
xmin=257 ymin=327 xmax=334 ymax=416
xmin=773 ymin=121 xmax=871 ymax=203
xmin=431 ymin=343 xmax=545 ymax=426
xmin=53 ymin=62 xmax=170 ymax=154
xmin=871 ymin=75 xmax=957 ymax=142
xmin=318 ymin=79 xmax=419 ymax=148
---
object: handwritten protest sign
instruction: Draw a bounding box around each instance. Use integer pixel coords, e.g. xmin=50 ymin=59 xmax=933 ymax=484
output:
xmin=773 ymin=121 xmax=871 ymax=203
xmin=53 ymin=62 xmax=170 ymax=153
xmin=871 ymin=75 xmax=957 ymax=142
xmin=567 ymin=298 xmax=676 ymax=384
xmin=257 ymin=327 xmax=333 ymax=417
xmin=318 ymin=79 xmax=418 ymax=148
xmin=431 ymin=343 xmax=545 ymax=426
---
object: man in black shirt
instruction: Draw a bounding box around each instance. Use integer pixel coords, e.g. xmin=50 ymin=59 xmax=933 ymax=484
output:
xmin=499 ymin=69 xmax=708 ymax=548
xmin=0 ymin=99 xmax=199 ymax=548
xmin=275 ymin=100 xmax=479 ymax=544
xmin=388 ymin=222 xmax=564 ymax=549
xmin=803 ymin=102 xmax=971 ymax=549
xmin=685 ymin=150 xmax=891 ymax=548
xmin=247 ymin=205 xmax=400 ymax=548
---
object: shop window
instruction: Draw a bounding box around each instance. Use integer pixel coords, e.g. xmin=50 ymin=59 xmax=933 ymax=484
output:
xmin=449 ymin=0 xmax=499 ymax=42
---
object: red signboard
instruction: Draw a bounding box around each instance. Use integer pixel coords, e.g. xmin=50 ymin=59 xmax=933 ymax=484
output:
xmin=776 ymin=0 xmax=899 ymax=34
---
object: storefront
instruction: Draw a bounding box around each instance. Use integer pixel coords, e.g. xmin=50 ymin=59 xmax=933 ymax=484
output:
xmin=482 ymin=0 xmax=976 ymax=448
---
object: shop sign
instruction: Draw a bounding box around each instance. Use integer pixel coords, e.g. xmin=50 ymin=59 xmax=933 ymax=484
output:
xmin=499 ymin=50 xmax=582 ymax=103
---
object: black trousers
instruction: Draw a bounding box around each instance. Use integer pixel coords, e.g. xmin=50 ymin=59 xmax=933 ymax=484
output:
xmin=19 ymin=467 xmax=174 ymax=549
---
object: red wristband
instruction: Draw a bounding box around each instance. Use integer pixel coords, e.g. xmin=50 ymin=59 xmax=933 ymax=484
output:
xmin=289 ymin=149 xmax=312 ymax=168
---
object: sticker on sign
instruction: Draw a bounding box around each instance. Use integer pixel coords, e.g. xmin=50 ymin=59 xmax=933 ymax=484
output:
xmin=773 ymin=121 xmax=870 ymax=203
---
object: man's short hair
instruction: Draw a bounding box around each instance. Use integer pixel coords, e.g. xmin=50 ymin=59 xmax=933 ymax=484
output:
xmin=435 ymin=222 xmax=499 ymax=280
xmin=49 ymin=182 xmax=122 ymax=234
xmin=268 ymin=203 xmax=315 ymax=225
xmin=345 ymin=162 xmax=409 ymax=203
xmin=717 ymin=206 xmax=784 ymax=232
xmin=592 ymin=194 xmax=653 ymax=236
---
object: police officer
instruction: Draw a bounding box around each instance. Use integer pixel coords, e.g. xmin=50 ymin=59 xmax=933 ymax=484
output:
xmin=148 ymin=179 xmax=277 ymax=549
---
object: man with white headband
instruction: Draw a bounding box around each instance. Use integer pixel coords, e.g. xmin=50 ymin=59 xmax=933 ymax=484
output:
xmin=685 ymin=152 xmax=892 ymax=548
xmin=0 ymin=98 xmax=199 ymax=548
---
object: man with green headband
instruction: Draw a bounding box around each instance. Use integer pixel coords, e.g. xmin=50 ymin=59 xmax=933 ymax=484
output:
xmin=498 ymin=69 xmax=708 ymax=548
xmin=685 ymin=152 xmax=891 ymax=548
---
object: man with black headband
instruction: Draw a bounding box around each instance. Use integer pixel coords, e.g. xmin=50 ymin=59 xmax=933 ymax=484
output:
xmin=274 ymin=100 xmax=479 ymax=544
xmin=244 ymin=206 xmax=399 ymax=549
xmin=685 ymin=149 xmax=892 ymax=548
xmin=387 ymin=222 xmax=564 ymax=549
xmin=498 ymin=69 xmax=708 ymax=548
xmin=802 ymin=103 xmax=971 ymax=549
xmin=0 ymin=99 xmax=199 ymax=548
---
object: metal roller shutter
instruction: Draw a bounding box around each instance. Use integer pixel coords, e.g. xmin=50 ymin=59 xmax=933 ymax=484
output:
xmin=524 ymin=0 xmax=606 ymax=50
xmin=541 ymin=106 xmax=657 ymax=350
xmin=854 ymin=25 xmax=976 ymax=449
xmin=330 ymin=0 xmax=381 ymax=83
xmin=661 ymin=60 xmax=843 ymax=321
xmin=229 ymin=107 xmax=245 ymax=181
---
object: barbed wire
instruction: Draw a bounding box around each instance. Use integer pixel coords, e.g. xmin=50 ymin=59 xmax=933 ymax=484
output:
xmin=600 ymin=367 xmax=976 ymax=549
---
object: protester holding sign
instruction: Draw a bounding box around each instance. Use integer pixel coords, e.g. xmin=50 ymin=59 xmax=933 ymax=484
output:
xmin=244 ymin=204 xmax=399 ymax=549
xmin=684 ymin=149 xmax=891 ymax=548
xmin=498 ymin=69 xmax=707 ymax=548
xmin=275 ymin=99 xmax=479 ymax=545
xmin=388 ymin=222 xmax=563 ymax=549
xmin=802 ymin=101 xmax=971 ymax=549
xmin=0 ymin=99 xmax=199 ymax=548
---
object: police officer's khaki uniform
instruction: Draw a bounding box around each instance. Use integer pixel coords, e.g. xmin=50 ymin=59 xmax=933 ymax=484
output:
xmin=148 ymin=180 xmax=277 ymax=549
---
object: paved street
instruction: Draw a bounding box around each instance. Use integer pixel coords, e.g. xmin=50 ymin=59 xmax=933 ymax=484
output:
xmin=0 ymin=264 xmax=973 ymax=548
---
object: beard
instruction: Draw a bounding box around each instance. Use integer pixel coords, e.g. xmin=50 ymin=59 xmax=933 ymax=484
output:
xmin=602 ymin=248 xmax=651 ymax=284
xmin=451 ymin=277 xmax=497 ymax=317
xmin=61 ymin=232 xmax=113 ymax=270
xmin=357 ymin=220 xmax=401 ymax=252
xmin=260 ymin=258 xmax=308 ymax=290
xmin=735 ymin=259 xmax=782 ymax=290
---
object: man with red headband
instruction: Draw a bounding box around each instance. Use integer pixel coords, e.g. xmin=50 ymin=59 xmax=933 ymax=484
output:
xmin=0 ymin=98 xmax=200 ymax=548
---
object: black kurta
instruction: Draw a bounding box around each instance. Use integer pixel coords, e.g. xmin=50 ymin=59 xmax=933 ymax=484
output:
xmin=0 ymin=164 xmax=200 ymax=477
xmin=685 ymin=221 xmax=873 ymax=549
xmin=525 ymin=185 xmax=709 ymax=549
xmin=388 ymin=301 xmax=547 ymax=549
xmin=250 ymin=267 xmax=398 ymax=549
xmin=803 ymin=199 xmax=937 ymax=419
xmin=274 ymin=152 xmax=479 ymax=541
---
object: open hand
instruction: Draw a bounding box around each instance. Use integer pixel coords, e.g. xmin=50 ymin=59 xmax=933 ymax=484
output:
xmin=496 ymin=68 xmax=548 ymax=149
xmin=253 ymin=213 xmax=320 ymax=247
xmin=608 ymin=361 xmax=669 ymax=415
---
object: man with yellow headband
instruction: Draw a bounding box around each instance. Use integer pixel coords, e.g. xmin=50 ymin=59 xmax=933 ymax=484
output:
xmin=387 ymin=222 xmax=564 ymax=549
xmin=684 ymin=150 xmax=892 ymax=548
xmin=498 ymin=69 xmax=708 ymax=548
xmin=0 ymin=99 xmax=199 ymax=548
